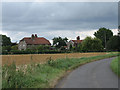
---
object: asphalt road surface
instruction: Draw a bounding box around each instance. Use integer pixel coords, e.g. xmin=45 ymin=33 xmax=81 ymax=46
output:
xmin=56 ymin=57 xmax=119 ymax=88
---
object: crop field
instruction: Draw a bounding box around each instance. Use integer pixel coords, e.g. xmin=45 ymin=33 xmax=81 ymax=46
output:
xmin=2 ymin=52 xmax=107 ymax=65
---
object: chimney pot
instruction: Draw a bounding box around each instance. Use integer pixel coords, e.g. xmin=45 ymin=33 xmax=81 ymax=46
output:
xmin=77 ymin=36 xmax=80 ymax=40
xmin=31 ymin=34 xmax=34 ymax=38
xmin=35 ymin=34 xmax=37 ymax=38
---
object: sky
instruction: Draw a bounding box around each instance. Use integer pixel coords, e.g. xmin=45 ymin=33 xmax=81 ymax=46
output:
xmin=1 ymin=2 xmax=118 ymax=44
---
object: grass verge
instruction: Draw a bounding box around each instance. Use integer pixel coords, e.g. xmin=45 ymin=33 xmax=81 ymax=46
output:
xmin=110 ymin=56 xmax=120 ymax=77
xmin=2 ymin=52 xmax=119 ymax=88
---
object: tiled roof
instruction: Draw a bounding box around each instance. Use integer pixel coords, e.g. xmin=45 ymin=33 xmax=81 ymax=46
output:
xmin=71 ymin=40 xmax=83 ymax=43
xmin=21 ymin=37 xmax=51 ymax=45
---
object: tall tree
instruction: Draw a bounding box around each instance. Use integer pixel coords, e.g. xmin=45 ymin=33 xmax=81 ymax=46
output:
xmin=94 ymin=27 xmax=113 ymax=49
xmin=52 ymin=37 xmax=68 ymax=48
xmin=106 ymin=35 xmax=120 ymax=51
xmin=0 ymin=34 xmax=12 ymax=46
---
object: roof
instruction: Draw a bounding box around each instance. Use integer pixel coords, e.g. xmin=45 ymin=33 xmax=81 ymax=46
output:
xmin=71 ymin=40 xmax=83 ymax=43
xmin=20 ymin=37 xmax=51 ymax=45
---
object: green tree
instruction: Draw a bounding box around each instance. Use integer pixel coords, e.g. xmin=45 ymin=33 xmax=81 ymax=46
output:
xmin=69 ymin=44 xmax=73 ymax=51
xmin=82 ymin=37 xmax=93 ymax=51
xmin=52 ymin=37 xmax=68 ymax=48
xmin=11 ymin=45 xmax=18 ymax=50
xmin=2 ymin=46 xmax=11 ymax=52
xmin=94 ymin=27 xmax=113 ymax=48
xmin=91 ymin=38 xmax=103 ymax=51
xmin=75 ymin=43 xmax=82 ymax=52
xmin=0 ymin=34 xmax=12 ymax=46
xmin=82 ymin=36 xmax=103 ymax=52
xmin=106 ymin=35 xmax=120 ymax=51
xmin=37 ymin=45 xmax=44 ymax=51
xmin=0 ymin=46 xmax=2 ymax=54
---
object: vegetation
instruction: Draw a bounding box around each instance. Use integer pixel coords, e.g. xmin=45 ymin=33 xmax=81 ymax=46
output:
xmin=94 ymin=27 xmax=113 ymax=48
xmin=2 ymin=45 xmax=62 ymax=55
xmin=11 ymin=45 xmax=18 ymax=51
xmin=107 ymin=35 xmax=120 ymax=51
xmin=110 ymin=56 xmax=120 ymax=77
xmin=0 ymin=34 xmax=12 ymax=46
xmin=52 ymin=37 xmax=68 ymax=48
xmin=81 ymin=36 xmax=103 ymax=52
xmin=2 ymin=52 xmax=119 ymax=88
xmin=2 ymin=52 xmax=106 ymax=65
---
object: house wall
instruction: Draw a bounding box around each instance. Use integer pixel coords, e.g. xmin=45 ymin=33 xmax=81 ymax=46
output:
xmin=67 ymin=40 xmax=74 ymax=49
xmin=19 ymin=40 xmax=51 ymax=50
xmin=27 ymin=44 xmax=51 ymax=50
xmin=27 ymin=44 xmax=39 ymax=49
xmin=18 ymin=41 xmax=27 ymax=50
xmin=67 ymin=40 xmax=82 ymax=49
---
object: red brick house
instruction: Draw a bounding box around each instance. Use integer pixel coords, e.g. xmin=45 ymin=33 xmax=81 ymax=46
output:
xmin=18 ymin=34 xmax=51 ymax=50
xmin=67 ymin=36 xmax=83 ymax=49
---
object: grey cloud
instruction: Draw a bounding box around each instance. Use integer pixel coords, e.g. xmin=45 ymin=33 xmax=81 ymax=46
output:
xmin=2 ymin=2 xmax=118 ymax=33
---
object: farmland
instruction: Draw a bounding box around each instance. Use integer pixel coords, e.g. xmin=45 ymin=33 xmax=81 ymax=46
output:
xmin=2 ymin=52 xmax=107 ymax=65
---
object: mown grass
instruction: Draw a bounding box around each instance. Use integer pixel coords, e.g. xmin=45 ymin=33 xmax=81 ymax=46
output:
xmin=110 ymin=56 xmax=120 ymax=77
xmin=2 ymin=52 xmax=119 ymax=88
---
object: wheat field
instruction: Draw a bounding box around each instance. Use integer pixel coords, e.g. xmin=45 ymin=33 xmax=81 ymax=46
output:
xmin=2 ymin=52 xmax=106 ymax=65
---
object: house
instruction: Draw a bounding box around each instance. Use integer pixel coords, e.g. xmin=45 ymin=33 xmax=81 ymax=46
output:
xmin=18 ymin=34 xmax=51 ymax=50
xmin=67 ymin=36 xmax=83 ymax=49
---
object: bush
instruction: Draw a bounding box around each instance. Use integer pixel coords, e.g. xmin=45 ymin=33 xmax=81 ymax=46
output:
xmin=10 ymin=50 xmax=36 ymax=54
xmin=81 ymin=37 xmax=103 ymax=52
xmin=9 ymin=49 xmax=62 ymax=55
xmin=11 ymin=45 xmax=18 ymax=51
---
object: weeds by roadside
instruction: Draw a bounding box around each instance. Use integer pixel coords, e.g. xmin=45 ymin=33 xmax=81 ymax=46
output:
xmin=110 ymin=56 xmax=120 ymax=77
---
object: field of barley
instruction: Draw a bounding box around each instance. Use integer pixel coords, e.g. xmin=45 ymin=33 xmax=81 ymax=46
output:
xmin=2 ymin=52 xmax=107 ymax=65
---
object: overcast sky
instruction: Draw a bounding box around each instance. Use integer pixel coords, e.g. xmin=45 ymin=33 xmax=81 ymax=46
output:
xmin=1 ymin=2 xmax=118 ymax=44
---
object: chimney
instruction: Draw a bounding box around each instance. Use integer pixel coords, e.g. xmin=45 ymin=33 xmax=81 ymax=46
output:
xmin=77 ymin=36 xmax=80 ymax=40
xmin=31 ymin=34 xmax=35 ymax=39
xmin=35 ymin=34 xmax=38 ymax=38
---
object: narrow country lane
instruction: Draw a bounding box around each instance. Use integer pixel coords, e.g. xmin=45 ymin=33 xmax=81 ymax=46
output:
xmin=56 ymin=57 xmax=119 ymax=88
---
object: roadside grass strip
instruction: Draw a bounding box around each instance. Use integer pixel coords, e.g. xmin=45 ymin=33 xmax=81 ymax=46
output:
xmin=110 ymin=56 xmax=120 ymax=77
xmin=2 ymin=52 xmax=119 ymax=88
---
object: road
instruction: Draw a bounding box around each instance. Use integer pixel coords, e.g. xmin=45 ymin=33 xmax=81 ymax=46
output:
xmin=55 ymin=57 xmax=119 ymax=88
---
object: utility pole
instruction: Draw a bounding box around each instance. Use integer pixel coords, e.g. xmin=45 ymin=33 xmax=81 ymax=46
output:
xmin=118 ymin=26 xmax=120 ymax=36
xmin=104 ymin=31 xmax=107 ymax=51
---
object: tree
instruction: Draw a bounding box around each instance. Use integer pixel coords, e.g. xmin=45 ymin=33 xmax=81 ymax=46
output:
xmin=52 ymin=37 xmax=68 ymax=48
xmin=0 ymin=34 xmax=12 ymax=46
xmin=106 ymin=35 xmax=120 ymax=51
xmin=82 ymin=36 xmax=103 ymax=52
xmin=91 ymin=38 xmax=103 ymax=51
xmin=75 ymin=43 xmax=82 ymax=52
xmin=0 ymin=46 xmax=2 ymax=54
xmin=69 ymin=44 xmax=73 ymax=51
xmin=2 ymin=46 xmax=11 ymax=52
xmin=82 ymin=37 xmax=93 ymax=51
xmin=94 ymin=27 xmax=113 ymax=48
xmin=11 ymin=42 xmax=17 ymax=46
xmin=11 ymin=45 xmax=18 ymax=50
